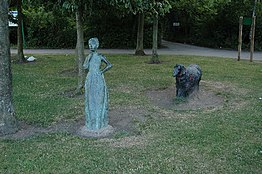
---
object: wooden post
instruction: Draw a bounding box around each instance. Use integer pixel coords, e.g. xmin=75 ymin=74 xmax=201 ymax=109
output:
xmin=238 ymin=16 xmax=243 ymax=61
xmin=250 ymin=16 xmax=256 ymax=62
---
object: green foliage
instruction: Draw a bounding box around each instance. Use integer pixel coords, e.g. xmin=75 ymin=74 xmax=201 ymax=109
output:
xmin=16 ymin=0 xmax=262 ymax=49
xmin=60 ymin=0 xmax=93 ymax=14
xmin=20 ymin=0 xmax=159 ymax=48
xmin=110 ymin=0 xmax=171 ymax=16
xmin=23 ymin=1 xmax=76 ymax=48
xmin=164 ymin=0 xmax=262 ymax=50
xmin=85 ymin=1 xmax=154 ymax=48
xmin=61 ymin=1 xmax=79 ymax=12
xmin=208 ymin=0 xmax=253 ymax=48
xmin=108 ymin=0 xmax=171 ymax=54
xmin=255 ymin=2 xmax=262 ymax=50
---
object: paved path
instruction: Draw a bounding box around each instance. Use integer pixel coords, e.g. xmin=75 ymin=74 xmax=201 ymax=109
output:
xmin=11 ymin=40 xmax=262 ymax=61
xmin=160 ymin=40 xmax=262 ymax=61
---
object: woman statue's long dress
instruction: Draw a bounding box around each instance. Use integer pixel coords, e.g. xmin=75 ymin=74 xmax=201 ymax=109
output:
xmin=83 ymin=38 xmax=112 ymax=131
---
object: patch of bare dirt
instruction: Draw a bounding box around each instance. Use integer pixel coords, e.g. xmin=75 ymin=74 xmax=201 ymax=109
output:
xmin=0 ymin=106 xmax=147 ymax=140
xmin=60 ymin=68 xmax=77 ymax=77
xmin=109 ymin=106 xmax=146 ymax=133
xmin=1 ymin=81 xmax=245 ymax=141
xmin=146 ymin=81 xmax=224 ymax=110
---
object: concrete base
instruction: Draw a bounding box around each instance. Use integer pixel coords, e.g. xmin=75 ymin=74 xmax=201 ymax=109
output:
xmin=77 ymin=125 xmax=114 ymax=138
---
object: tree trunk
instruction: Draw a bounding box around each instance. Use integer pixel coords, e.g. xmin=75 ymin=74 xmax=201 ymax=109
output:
xmin=151 ymin=13 xmax=160 ymax=64
xmin=0 ymin=0 xmax=18 ymax=135
xmin=17 ymin=0 xmax=26 ymax=63
xmin=135 ymin=12 xmax=145 ymax=56
xmin=75 ymin=5 xmax=85 ymax=95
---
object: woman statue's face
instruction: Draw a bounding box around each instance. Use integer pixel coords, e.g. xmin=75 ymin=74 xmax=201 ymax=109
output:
xmin=89 ymin=38 xmax=99 ymax=51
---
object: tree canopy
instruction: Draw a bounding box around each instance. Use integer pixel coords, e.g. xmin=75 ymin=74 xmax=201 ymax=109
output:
xmin=11 ymin=0 xmax=262 ymax=50
xmin=110 ymin=0 xmax=171 ymax=16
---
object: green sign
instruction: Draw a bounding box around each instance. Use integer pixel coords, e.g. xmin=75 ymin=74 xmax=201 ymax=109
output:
xmin=243 ymin=17 xmax=252 ymax=25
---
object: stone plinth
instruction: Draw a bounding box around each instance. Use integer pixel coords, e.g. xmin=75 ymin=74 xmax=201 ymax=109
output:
xmin=77 ymin=125 xmax=114 ymax=138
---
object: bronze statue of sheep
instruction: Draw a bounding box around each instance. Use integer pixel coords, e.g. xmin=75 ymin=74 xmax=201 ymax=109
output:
xmin=173 ymin=64 xmax=202 ymax=97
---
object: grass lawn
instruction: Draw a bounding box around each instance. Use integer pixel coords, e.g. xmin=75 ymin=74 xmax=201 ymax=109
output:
xmin=1 ymin=54 xmax=262 ymax=173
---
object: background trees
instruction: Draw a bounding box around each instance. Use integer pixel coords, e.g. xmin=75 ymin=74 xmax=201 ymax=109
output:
xmin=164 ymin=0 xmax=262 ymax=50
xmin=149 ymin=0 xmax=171 ymax=63
xmin=9 ymin=0 xmax=262 ymax=50
xmin=87 ymin=0 xmax=153 ymax=49
xmin=110 ymin=0 xmax=171 ymax=62
xmin=110 ymin=0 xmax=148 ymax=55
xmin=60 ymin=0 xmax=90 ymax=94
xmin=22 ymin=0 xmax=76 ymax=48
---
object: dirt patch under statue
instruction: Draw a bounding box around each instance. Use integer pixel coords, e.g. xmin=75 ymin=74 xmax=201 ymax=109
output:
xmin=146 ymin=80 xmax=224 ymax=111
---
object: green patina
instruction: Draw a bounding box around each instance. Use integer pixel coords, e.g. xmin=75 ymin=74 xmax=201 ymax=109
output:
xmin=83 ymin=38 xmax=112 ymax=130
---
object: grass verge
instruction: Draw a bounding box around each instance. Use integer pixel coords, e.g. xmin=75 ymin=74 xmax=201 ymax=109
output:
xmin=1 ymin=54 xmax=261 ymax=173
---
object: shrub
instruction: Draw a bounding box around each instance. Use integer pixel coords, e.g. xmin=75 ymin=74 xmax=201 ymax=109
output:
xmin=23 ymin=6 xmax=76 ymax=48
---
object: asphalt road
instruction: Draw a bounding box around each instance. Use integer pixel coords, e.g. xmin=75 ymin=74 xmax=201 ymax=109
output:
xmin=11 ymin=40 xmax=262 ymax=61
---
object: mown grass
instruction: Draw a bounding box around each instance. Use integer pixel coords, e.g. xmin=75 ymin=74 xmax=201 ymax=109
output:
xmin=1 ymin=54 xmax=261 ymax=173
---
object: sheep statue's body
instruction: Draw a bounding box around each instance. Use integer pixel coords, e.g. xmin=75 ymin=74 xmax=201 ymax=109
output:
xmin=173 ymin=64 xmax=202 ymax=97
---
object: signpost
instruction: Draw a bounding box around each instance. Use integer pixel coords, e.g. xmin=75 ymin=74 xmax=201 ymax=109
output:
xmin=9 ymin=10 xmax=26 ymax=48
xmin=238 ymin=16 xmax=256 ymax=62
xmin=243 ymin=17 xmax=252 ymax=26
xmin=173 ymin=22 xmax=180 ymax=27
xmin=238 ymin=0 xmax=260 ymax=62
xmin=8 ymin=11 xmax=18 ymax=27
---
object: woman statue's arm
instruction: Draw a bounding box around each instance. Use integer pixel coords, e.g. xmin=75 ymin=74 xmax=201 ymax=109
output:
xmin=83 ymin=54 xmax=91 ymax=69
xmin=101 ymin=55 xmax=112 ymax=74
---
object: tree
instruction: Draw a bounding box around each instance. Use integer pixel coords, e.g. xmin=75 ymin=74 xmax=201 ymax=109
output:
xmin=17 ymin=0 xmax=26 ymax=63
xmin=135 ymin=12 xmax=146 ymax=55
xmin=149 ymin=0 xmax=171 ymax=63
xmin=9 ymin=0 xmax=26 ymax=62
xmin=110 ymin=0 xmax=148 ymax=55
xmin=151 ymin=12 xmax=159 ymax=63
xmin=0 ymin=0 xmax=18 ymax=135
xmin=73 ymin=0 xmax=85 ymax=94
xmin=111 ymin=0 xmax=171 ymax=61
xmin=61 ymin=0 xmax=90 ymax=94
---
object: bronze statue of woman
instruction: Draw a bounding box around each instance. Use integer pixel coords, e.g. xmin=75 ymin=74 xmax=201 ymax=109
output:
xmin=83 ymin=38 xmax=112 ymax=130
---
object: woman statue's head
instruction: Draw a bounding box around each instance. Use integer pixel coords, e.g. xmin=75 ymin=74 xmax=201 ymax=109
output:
xmin=88 ymin=37 xmax=99 ymax=51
